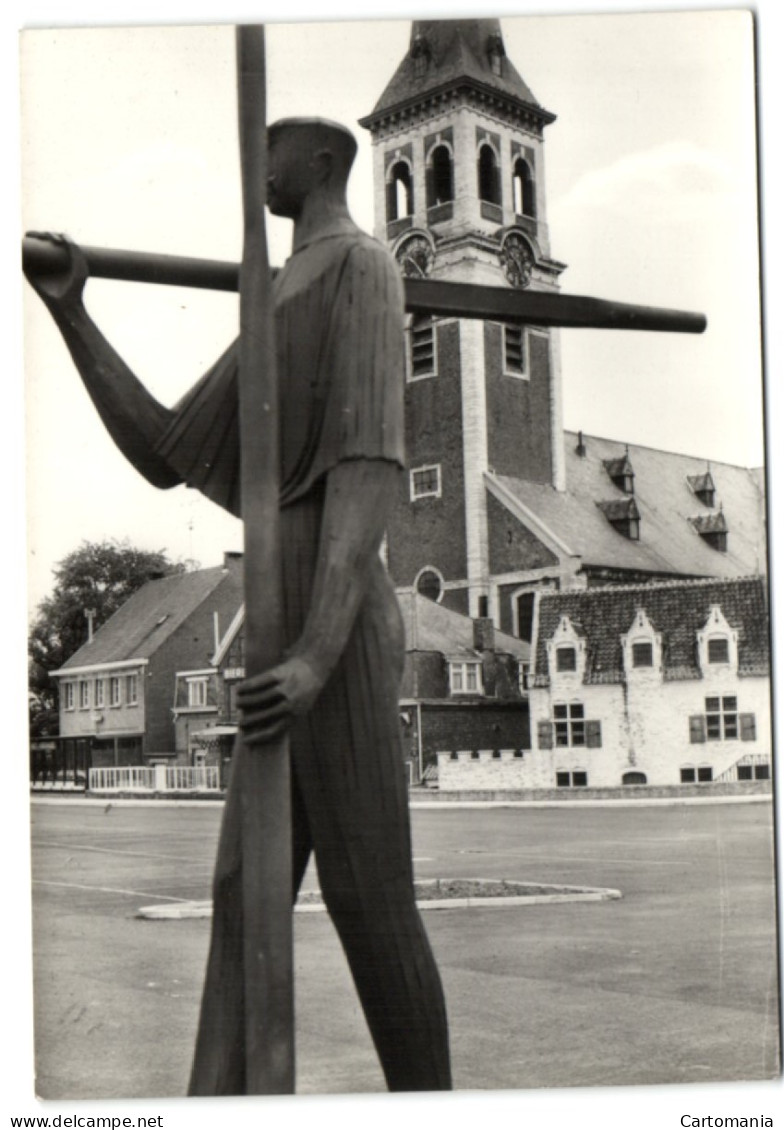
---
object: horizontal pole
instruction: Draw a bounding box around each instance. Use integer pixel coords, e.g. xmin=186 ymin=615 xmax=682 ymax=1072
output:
xmin=23 ymin=235 xmax=241 ymax=292
xmin=403 ymin=277 xmax=707 ymax=334
xmin=22 ymin=235 xmax=707 ymax=333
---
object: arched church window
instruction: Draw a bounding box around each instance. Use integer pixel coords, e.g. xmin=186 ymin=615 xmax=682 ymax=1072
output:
xmin=512 ymin=157 xmax=536 ymax=218
xmin=386 ymin=160 xmax=413 ymax=222
xmin=427 ymin=145 xmax=454 ymax=208
xmin=478 ymin=144 xmax=501 ymax=205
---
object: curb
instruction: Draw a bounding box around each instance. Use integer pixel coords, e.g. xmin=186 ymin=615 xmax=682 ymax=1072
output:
xmin=31 ymin=792 xmax=773 ymax=810
xmin=136 ymin=883 xmax=622 ymax=919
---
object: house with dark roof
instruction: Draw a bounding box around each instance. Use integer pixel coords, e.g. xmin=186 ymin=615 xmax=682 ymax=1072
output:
xmin=398 ymin=592 xmax=529 ymax=779
xmin=52 ymin=553 xmax=243 ymax=769
xmin=439 ymin=575 xmax=771 ymax=793
xmin=174 ymin=589 xmax=530 ymax=785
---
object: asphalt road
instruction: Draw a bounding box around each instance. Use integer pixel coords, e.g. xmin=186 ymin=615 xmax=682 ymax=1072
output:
xmin=28 ymin=797 xmax=781 ymax=1100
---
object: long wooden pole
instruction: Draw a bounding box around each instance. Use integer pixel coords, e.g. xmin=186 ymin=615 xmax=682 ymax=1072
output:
xmin=235 ymin=26 xmax=294 ymax=1093
xmin=21 ymin=236 xmax=707 ymax=334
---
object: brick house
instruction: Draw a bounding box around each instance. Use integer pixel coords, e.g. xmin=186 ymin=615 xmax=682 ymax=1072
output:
xmin=52 ymin=553 xmax=243 ymax=770
xmin=398 ymin=592 xmax=529 ymax=780
xmin=175 ymin=590 xmax=530 ymax=784
xmin=439 ymin=575 xmax=771 ymax=792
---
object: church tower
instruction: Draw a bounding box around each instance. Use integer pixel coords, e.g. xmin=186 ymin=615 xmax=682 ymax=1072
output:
xmin=360 ymin=19 xmax=567 ymax=620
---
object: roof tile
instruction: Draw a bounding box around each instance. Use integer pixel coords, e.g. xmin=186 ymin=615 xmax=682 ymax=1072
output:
xmin=534 ymin=575 xmax=769 ymax=684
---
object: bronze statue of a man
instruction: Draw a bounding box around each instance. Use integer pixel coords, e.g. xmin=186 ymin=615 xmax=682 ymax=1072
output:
xmin=25 ymin=117 xmax=452 ymax=1093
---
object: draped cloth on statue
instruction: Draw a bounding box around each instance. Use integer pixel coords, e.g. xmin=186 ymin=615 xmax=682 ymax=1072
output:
xmin=154 ymin=230 xmax=407 ymax=519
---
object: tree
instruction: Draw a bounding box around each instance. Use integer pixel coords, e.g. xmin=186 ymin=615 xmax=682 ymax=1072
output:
xmin=28 ymin=539 xmax=195 ymax=736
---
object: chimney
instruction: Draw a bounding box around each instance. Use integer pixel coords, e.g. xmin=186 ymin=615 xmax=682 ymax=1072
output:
xmin=473 ymin=617 xmax=495 ymax=652
xmin=223 ymin=550 xmax=243 ymax=569
xmin=576 ymin=431 xmax=587 ymax=457
xmin=84 ymin=608 xmax=96 ymax=643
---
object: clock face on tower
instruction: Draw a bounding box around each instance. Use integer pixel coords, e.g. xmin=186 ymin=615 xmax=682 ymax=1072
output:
xmin=499 ymin=231 xmax=534 ymax=289
xmin=394 ymin=233 xmax=435 ymax=278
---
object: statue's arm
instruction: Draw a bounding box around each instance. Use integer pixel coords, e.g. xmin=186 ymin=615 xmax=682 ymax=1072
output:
xmin=24 ymin=235 xmax=182 ymax=490
xmin=237 ymin=458 xmax=398 ymax=746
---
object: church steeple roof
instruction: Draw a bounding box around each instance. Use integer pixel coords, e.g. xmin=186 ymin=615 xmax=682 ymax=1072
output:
xmin=360 ymin=19 xmax=554 ymax=129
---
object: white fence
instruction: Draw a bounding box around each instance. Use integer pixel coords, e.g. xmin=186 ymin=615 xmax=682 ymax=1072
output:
xmin=89 ymin=764 xmax=221 ymax=793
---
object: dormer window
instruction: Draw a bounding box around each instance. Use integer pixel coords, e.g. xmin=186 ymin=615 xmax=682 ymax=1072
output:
xmin=556 ymin=647 xmax=577 ymax=673
xmin=546 ymin=616 xmax=587 ymax=682
xmin=687 ymin=471 xmax=716 ymax=508
xmin=603 ymin=454 xmax=635 ymax=495
xmin=597 ymin=497 xmax=641 ymax=540
xmin=697 ymin=605 xmax=738 ymax=673
xmin=707 ymin=637 xmax=730 ymax=665
xmin=632 ymin=642 xmax=654 ymax=668
xmin=689 ymin=510 xmax=728 ymax=552
xmin=622 ymin=609 xmax=662 ymax=676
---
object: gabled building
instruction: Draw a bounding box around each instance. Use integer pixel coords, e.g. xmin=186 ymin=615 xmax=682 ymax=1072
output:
xmin=52 ymin=553 xmax=243 ymax=770
xmin=360 ymin=20 xmax=766 ymax=644
xmin=439 ymin=575 xmax=771 ymax=793
xmin=530 ymin=574 xmax=771 ymax=789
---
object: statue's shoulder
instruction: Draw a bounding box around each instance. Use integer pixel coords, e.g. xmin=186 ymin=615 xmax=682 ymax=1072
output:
xmin=340 ymin=229 xmax=402 ymax=288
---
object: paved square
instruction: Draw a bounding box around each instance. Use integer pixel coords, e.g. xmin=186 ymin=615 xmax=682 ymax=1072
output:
xmin=29 ymin=796 xmax=780 ymax=1098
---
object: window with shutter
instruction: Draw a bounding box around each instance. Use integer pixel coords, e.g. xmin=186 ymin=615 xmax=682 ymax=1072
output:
xmin=537 ymin=720 xmax=554 ymax=749
xmin=503 ymin=324 xmax=526 ymax=377
xmin=408 ymin=318 xmax=437 ymax=379
xmin=689 ymin=715 xmax=706 ymax=743
xmin=586 ymin=720 xmax=602 ymax=748
xmin=740 ymin=713 xmax=757 ymax=741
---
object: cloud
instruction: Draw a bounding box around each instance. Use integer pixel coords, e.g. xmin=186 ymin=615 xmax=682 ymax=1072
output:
xmin=551 ymin=141 xmax=734 ymax=226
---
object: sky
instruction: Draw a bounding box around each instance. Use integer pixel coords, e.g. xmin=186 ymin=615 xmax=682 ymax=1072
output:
xmin=6 ymin=1 xmax=784 ymax=1126
xmin=18 ymin=5 xmax=768 ymax=616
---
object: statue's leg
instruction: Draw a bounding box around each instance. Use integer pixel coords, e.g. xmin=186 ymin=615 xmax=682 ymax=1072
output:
xmin=295 ymin=582 xmax=452 ymax=1093
xmin=188 ymin=739 xmax=313 ymax=1096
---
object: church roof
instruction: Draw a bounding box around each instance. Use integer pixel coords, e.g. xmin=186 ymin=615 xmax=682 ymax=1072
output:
xmin=360 ymin=19 xmax=553 ymax=127
xmin=397 ymin=590 xmax=529 ymax=661
xmin=491 ymin=431 xmax=766 ymax=579
xmin=532 ymin=575 xmax=769 ymax=684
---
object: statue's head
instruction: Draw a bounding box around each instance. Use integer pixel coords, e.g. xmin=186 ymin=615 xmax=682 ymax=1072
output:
xmin=266 ymin=117 xmax=358 ymax=218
